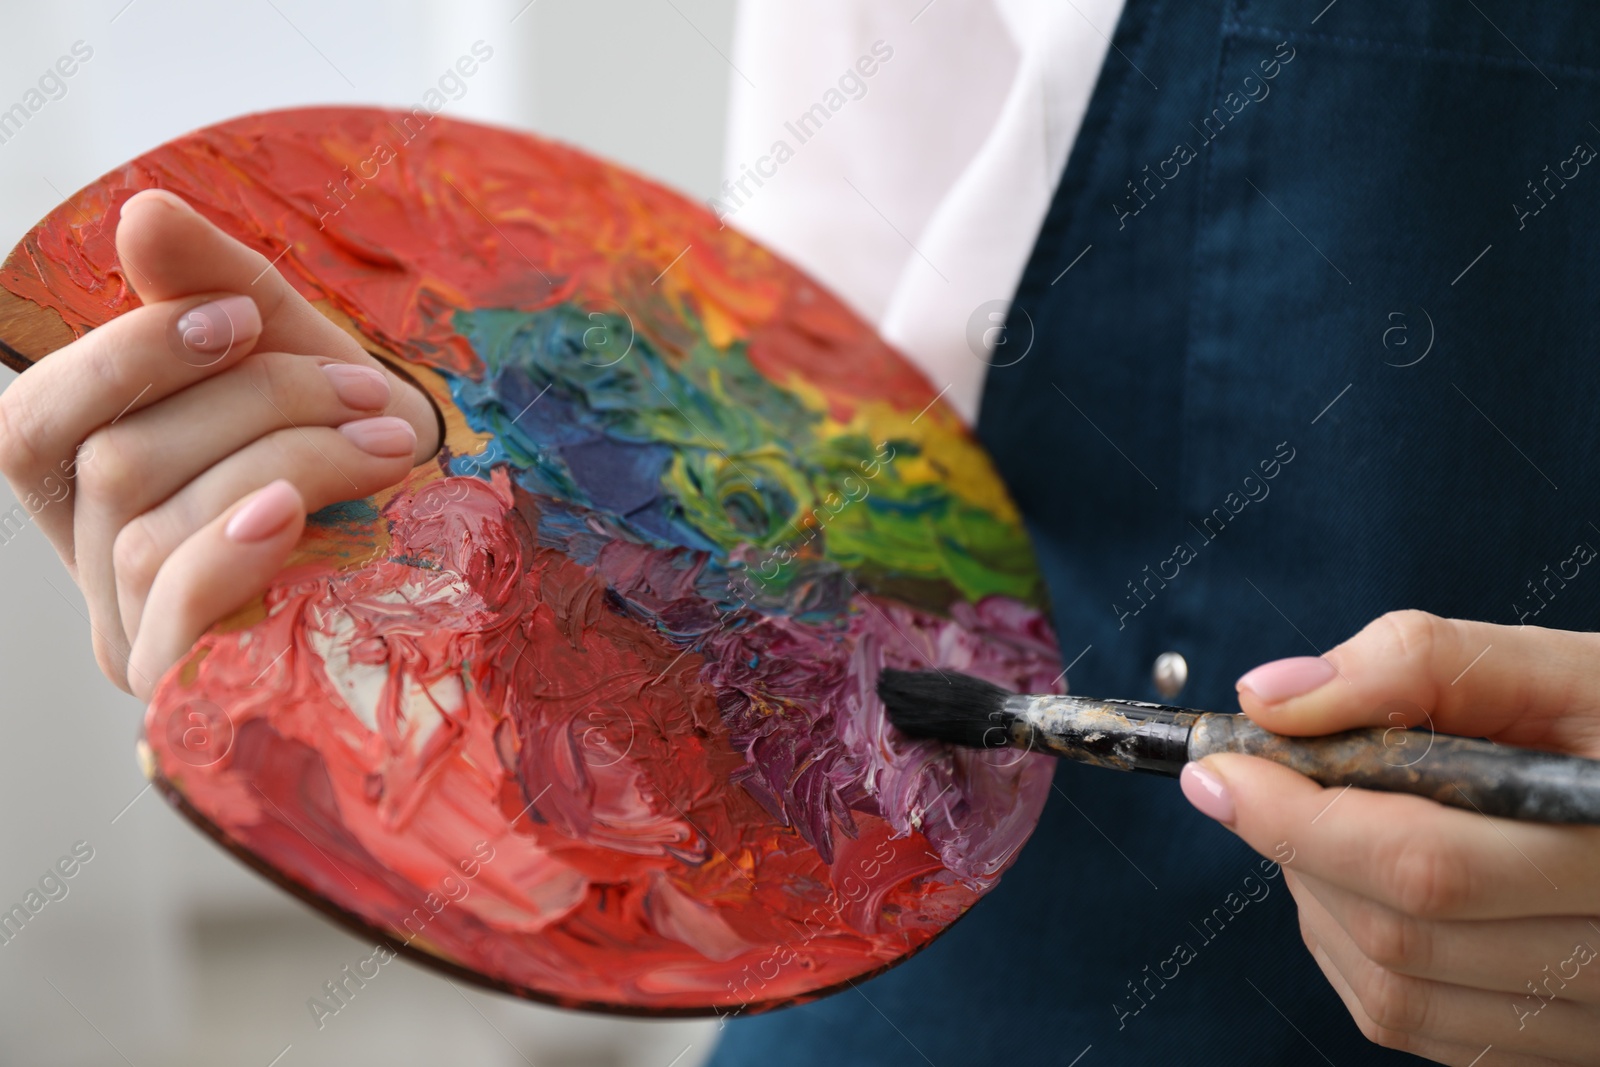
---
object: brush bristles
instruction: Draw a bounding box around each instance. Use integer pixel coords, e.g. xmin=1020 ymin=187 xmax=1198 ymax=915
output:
xmin=876 ymin=668 xmax=1017 ymax=749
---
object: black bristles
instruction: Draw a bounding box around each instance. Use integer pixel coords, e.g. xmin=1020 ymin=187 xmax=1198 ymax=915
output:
xmin=876 ymin=668 xmax=1017 ymax=749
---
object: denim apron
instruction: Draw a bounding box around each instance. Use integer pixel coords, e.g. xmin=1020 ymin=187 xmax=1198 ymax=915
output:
xmin=710 ymin=1 xmax=1600 ymax=1062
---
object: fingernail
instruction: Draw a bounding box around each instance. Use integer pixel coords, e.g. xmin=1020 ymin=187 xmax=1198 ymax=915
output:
xmin=1236 ymin=656 xmax=1337 ymax=702
xmin=339 ymin=416 xmax=416 ymax=457
xmin=1180 ymin=762 xmax=1236 ymax=825
xmin=321 ymin=363 xmax=391 ymax=410
xmin=176 ymin=295 xmax=259 ymax=355
xmin=226 ymin=480 xmax=300 ymax=542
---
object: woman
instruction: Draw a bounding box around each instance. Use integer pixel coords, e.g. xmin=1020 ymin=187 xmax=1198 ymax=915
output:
xmin=2 ymin=1 xmax=1596 ymax=1063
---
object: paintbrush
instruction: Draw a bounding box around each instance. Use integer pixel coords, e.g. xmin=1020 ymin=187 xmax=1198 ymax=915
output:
xmin=877 ymin=668 xmax=1600 ymax=824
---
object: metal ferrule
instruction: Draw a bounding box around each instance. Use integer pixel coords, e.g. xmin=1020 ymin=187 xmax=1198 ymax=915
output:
xmin=1005 ymin=695 xmax=1202 ymax=776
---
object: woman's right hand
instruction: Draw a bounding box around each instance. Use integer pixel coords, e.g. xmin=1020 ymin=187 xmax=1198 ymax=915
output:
xmin=0 ymin=189 xmax=440 ymax=699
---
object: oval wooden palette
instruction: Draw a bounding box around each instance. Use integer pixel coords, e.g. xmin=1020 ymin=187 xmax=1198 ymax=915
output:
xmin=0 ymin=107 xmax=1059 ymax=1015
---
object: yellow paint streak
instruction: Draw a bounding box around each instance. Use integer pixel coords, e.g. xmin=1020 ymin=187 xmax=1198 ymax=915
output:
xmin=823 ymin=398 xmax=1023 ymax=525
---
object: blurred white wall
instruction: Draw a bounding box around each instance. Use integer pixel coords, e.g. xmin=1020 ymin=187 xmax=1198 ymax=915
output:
xmin=0 ymin=2 xmax=735 ymax=1064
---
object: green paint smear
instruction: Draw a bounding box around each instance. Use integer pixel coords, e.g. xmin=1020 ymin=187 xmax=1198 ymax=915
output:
xmin=455 ymin=304 xmax=1044 ymax=607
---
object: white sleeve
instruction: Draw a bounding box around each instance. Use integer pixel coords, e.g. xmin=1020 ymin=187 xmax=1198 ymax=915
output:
xmin=721 ymin=0 xmax=1122 ymax=423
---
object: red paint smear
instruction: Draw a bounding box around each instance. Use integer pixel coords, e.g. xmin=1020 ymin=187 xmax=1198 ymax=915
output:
xmin=1 ymin=107 xmax=945 ymax=421
xmin=150 ymin=474 xmax=996 ymax=1011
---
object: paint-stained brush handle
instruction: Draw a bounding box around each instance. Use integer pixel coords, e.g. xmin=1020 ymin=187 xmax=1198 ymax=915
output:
xmin=1190 ymin=714 xmax=1600 ymax=824
xmin=874 ymin=670 xmax=1600 ymax=826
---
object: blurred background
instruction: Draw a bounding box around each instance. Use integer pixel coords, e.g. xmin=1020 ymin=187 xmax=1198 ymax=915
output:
xmin=0 ymin=1 xmax=737 ymax=1063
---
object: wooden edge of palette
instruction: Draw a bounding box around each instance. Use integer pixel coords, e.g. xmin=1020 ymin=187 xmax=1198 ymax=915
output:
xmin=0 ymin=286 xmax=75 ymax=373
xmin=137 ymin=746 xmax=963 ymax=1019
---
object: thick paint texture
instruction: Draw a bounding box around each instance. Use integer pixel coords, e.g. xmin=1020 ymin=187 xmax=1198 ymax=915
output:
xmin=0 ymin=109 xmax=1060 ymax=1013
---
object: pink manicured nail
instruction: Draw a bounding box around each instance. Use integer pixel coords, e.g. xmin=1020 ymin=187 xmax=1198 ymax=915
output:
xmin=1236 ymin=656 xmax=1337 ymax=702
xmin=226 ymin=480 xmax=300 ymax=543
xmin=1180 ymin=763 xmax=1236 ymax=825
xmin=322 ymin=363 xmax=391 ymax=410
xmin=339 ymin=416 xmax=416 ymax=457
xmin=176 ymin=295 xmax=259 ymax=355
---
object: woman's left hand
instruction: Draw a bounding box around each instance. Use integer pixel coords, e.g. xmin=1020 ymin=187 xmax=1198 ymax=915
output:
xmin=1182 ymin=611 xmax=1600 ymax=1066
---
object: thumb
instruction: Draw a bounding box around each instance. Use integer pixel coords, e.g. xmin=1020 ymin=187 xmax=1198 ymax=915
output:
xmin=117 ymin=189 xmax=361 ymax=359
xmin=1234 ymin=610 xmax=1600 ymax=747
xmin=116 ymin=189 xmax=439 ymax=462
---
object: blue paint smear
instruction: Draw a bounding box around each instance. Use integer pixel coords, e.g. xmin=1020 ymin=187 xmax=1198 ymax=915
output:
xmin=436 ymin=301 xmax=918 ymax=621
xmin=445 ymin=303 xmax=785 ymax=560
xmin=308 ymin=498 xmax=379 ymax=528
